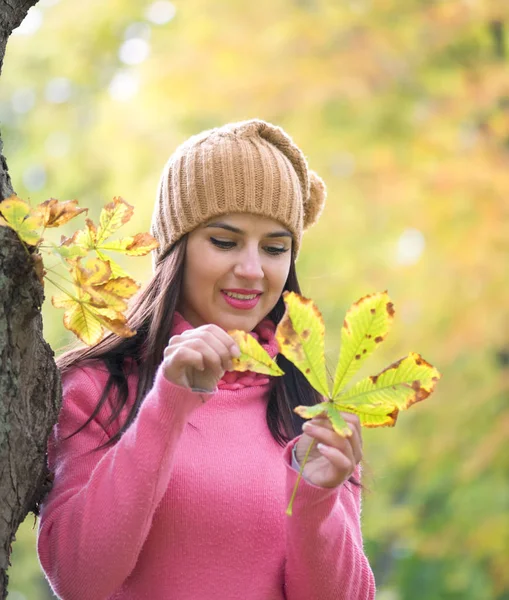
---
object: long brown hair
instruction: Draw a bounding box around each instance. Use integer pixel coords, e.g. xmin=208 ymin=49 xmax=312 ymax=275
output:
xmin=57 ymin=235 xmax=323 ymax=449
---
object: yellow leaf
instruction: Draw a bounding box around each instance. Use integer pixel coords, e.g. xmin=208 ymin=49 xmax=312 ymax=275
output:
xmin=70 ymin=257 xmax=111 ymax=291
xmin=52 ymin=294 xmax=104 ymax=346
xmin=334 ymin=352 xmax=441 ymax=427
xmin=89 ymin=276 xmax=140 ymax=312
xmin=95 ymin=250 xmax=131 ymax=278
xmin=99 ymin=232 xmax=159 ymax=256
xmin=0 ymin=195 xmax=43 ymax=245
xmin=97 ymin=197 xmax=134 ymax=244
xmin=275 ymin=291 xmax=329 ymax=397
xmin=229 ymin=330 xmax=284 ymax=376
xmin=32 ymin=198 xmax=88 ymax=228
xmin=61 ymin=218 xmax=97 ymax=250
xmin=88 ymin=304 xmax=137 ymax=339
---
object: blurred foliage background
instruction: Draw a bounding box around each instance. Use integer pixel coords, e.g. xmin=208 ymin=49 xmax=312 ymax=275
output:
xmin=2 ymin=0 xmax=509 ymax=597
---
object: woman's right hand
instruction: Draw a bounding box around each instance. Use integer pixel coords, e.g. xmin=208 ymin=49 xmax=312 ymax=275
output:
xmin=162 ymin=324 xmax=241 ymax=393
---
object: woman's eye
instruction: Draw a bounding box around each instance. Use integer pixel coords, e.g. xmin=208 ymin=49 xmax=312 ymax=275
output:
xmin=265 ymin=246 xmax=289 ymax=255
xmin=210 ymin=237 xmax=236 ymax=249
xmin=210 ymin=237 xmax=289 ymax=255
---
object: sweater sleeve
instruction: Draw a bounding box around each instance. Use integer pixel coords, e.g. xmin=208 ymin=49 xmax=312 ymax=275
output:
xmin=37 ymin=363 xmax=209 ymax=600
xmin=282 ymin=436 xmax=376 ymax=600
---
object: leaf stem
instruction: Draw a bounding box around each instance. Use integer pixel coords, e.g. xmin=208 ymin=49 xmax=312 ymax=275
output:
xmin=286 ymin=438 xmax=316 ymax=516
xmin=44 ymin=275 xmax=80 ymax=303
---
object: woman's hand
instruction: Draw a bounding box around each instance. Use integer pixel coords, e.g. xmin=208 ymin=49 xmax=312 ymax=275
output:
xmin=294 ymin=412 xmax=362 ymax=488
xmin=162 ymin=324 xmax=240 ymax=393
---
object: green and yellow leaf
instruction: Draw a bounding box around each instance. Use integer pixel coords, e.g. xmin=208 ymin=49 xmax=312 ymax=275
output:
xmin=293 ymin=402 xmax=329 ymax=420
xmin=275 ymin=291 xmax=329 ymax=397
xmin=96 ymin=197 xmax=134 ymax=245
xmin=334 ymin=352 xmax=441 ymax=427
xmin=0 ymin=195 xmax=43 ymax=245
xmin=98 ymin=232 xmax=159 ymax=256
xmin=60 ymin=219 xmax=98 ymax=251
xmin=52 ymin=293 xmax=104 ymax=345
xmin=332 ymin=291 xmax=395 ymax=398
xmin=229 ymin=330 xmax=284 ymax=376
xmin=51 ymin=240 xmax=88 ymax=261
xmin=294 ymin=402 xmax=353 ymax=437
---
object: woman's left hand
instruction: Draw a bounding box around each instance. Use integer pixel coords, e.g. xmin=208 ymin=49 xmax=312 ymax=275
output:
xmin=294 ymin=412 xmax=363 ymax=488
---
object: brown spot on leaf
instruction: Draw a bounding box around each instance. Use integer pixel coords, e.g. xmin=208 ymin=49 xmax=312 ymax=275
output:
xmin=363 ymin=349 xmax=367 ymax=354
xmin=301 ymin=329 xmax=311 ymax=340
xmin=343 ymin=319 xmax=351 ymax=333
xmin=386 ymin=302 xmax=395 ymax=317
xmin=414 ymin=354 xmax=433 ymax=369
xmin=370 ymin=374 xmax=379 ymax=385
xmin=355 ymin=354 xmax=361 ymax=360
xmin=305 ymin=368 xmax=311 ymax=374
xmin=366 ymin=334 xmax=372 ymax=339
xmin=370 ymin=308 xmax=376 ymax=314
xmin=374 ymin=336 xmax=384 ymax=343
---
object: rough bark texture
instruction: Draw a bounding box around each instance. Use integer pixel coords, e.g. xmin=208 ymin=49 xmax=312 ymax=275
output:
xmin=0 ymin=1 xmax=62 ymax=598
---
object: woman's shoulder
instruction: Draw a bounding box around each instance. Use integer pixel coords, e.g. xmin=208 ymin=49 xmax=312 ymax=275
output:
xmin=60 ymin=359 xmax=111 ymax=394
xmin=58 ymin=358 xmax=139 ymax=437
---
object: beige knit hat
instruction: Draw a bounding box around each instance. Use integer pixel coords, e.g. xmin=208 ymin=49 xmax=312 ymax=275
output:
xmin=150 ymin=118 xmax=326 ymax=266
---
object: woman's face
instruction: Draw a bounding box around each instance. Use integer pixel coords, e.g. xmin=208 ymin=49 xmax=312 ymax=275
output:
xmin=178 ymin=213 xmax=292 ymax=332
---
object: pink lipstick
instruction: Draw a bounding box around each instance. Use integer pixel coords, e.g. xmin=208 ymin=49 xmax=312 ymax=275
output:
xmin=221 ymin=289 xmax=262 ymax=310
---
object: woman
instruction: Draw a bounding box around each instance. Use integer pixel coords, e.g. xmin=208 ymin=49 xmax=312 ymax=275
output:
xmin=37 ymin=119 xmax=376 ymax=599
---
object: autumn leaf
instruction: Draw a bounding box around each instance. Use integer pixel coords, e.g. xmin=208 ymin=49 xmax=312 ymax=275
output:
xmin=52 ymin=294 xmax=105 ymax=346
xmin=0 ymin=195 xmax=43 ymax=245
xmin=67 ymin=257 xmax=139 ymax=311
xmin=229 ymin=330 xmax=284 ymax=376
xmin=333 ymin=352 xmax=441 ymax=428
xmin=332 ymin=291 xmax=394 ymax=398
xmin=32 ymin=198 xmax=88 ymax=228
xmin=52 ymin=290 xmax=136 ymax=345
xmin=51 ymin=238 xmax=88 ymax=261
xmin=275 ymin=291 xmax=329 ymax=397
xmin=97 ymin=197 xmax=134 ymax=244
xmin=60 ymin=198 xmax=158 ymax=278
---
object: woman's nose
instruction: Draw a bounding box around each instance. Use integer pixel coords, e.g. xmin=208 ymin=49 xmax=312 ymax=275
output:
xmin=233 ymin=249 xmax=264 ymax=280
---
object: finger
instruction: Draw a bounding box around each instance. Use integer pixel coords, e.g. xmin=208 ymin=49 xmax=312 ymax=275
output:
xmin=302 ymin=420 xmax=353 ymax=453
xmin=163 ymin=346 xmax=205 ymax=381
xmin=341 ymin=412 xmax=362 ymax=439
xmin=184 ymin=338 xmax=226 ymax=379
xmin=316 ymin=443 xmax=355 ymax=481
xmin=190 ymin=330 xmax=236 ymax=371
xmin=196 ymin=324 xmax=241 ymax=357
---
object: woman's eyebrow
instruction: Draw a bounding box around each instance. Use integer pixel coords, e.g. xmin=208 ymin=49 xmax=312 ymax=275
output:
xmin=204 ymin=221 xmax=292 ymax=238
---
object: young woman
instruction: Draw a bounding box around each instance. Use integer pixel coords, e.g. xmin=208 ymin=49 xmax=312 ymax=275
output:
xmin=37 ymin=119 xmax=376 ymax=599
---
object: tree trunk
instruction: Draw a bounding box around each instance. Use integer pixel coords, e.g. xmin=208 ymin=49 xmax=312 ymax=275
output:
xmin=0 ymin=1 xmax=62 ymax=598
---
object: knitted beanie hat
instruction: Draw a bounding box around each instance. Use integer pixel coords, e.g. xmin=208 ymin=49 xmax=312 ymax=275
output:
xmin=150 ymin=118 xmax=326 ymax=265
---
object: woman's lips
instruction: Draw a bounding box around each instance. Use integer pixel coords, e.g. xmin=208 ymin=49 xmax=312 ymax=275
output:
xmin=220 ymin=290 xmax=261 ymax=310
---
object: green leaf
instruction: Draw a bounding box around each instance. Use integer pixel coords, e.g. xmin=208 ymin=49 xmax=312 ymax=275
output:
xmin=332 ymin=291 xmax=394 ymax=398
xmin=275 ymin=291 xmax=329 ymax=397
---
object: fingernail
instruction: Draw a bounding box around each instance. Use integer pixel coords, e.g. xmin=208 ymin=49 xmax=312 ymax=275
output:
xmin=231 ymin=345 xmax=240 ymax=358
xmin=317 ymin=443 xmax=328 ymax=453
xmin=302 ymin=422 xmax=312 ymax=430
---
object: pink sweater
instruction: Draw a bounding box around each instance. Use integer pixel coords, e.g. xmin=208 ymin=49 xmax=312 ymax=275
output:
xmin=37 ymin=363 xmax=376 ymax=599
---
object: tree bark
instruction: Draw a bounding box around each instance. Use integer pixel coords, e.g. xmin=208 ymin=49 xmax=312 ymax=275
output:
xmin=0 ymin=1 xmax=62 ymax=598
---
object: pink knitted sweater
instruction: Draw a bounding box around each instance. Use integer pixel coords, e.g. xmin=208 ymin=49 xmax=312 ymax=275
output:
xmin=37 ymin=323 xmax=375 ymax=600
